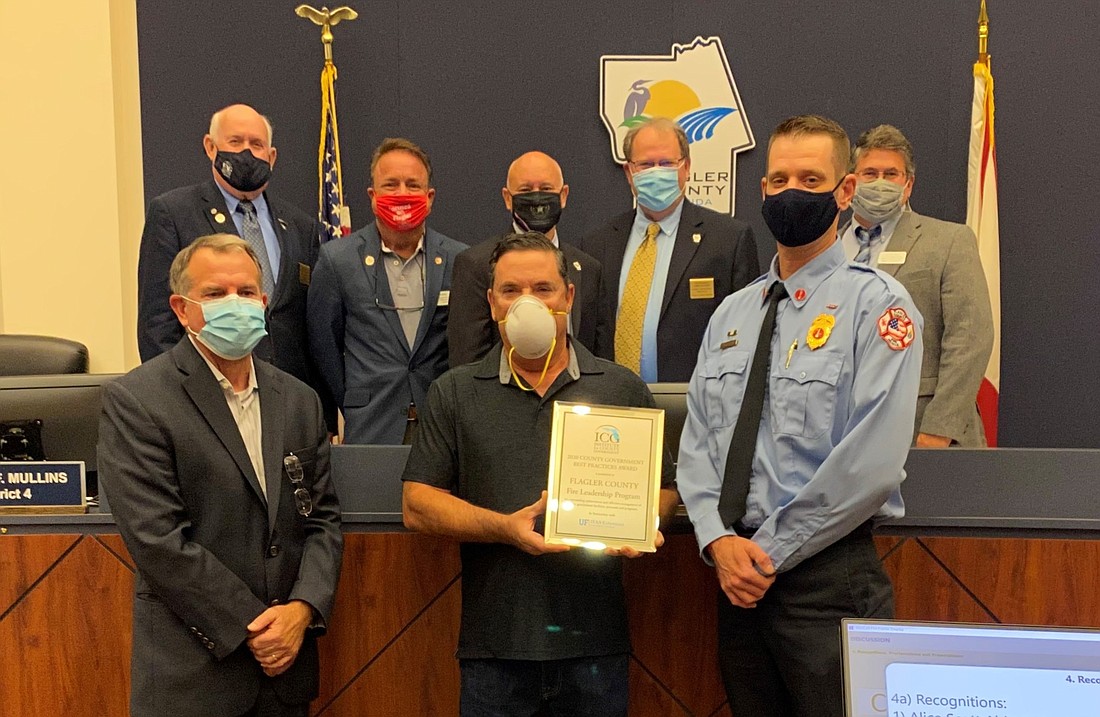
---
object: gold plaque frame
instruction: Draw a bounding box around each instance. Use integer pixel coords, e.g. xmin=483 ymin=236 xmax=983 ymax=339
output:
xmin=544 ymin=401 xmax=664 ymax=552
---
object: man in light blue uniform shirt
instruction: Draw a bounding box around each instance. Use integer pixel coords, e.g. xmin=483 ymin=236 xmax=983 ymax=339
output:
xmin=678 ymin=115 xmax=923 ymax=717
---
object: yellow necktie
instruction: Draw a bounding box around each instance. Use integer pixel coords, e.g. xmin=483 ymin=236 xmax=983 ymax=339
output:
xmin=615 ymin=222 xmax=660 ymax=375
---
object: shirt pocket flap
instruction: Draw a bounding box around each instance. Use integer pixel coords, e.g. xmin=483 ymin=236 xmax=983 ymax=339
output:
xmin=783 ymin=351 xmax=844 ymax=386
xmin=702 ymin=350 xmax=750 ymax=379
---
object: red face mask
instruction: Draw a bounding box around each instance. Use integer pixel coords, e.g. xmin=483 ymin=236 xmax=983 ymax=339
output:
xmin=373 ymin=193 xmax=430 ymax=232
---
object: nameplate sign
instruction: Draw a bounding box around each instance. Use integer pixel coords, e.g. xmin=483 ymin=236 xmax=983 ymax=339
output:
xmin=0 ymin=461 xmax=87 ymax=514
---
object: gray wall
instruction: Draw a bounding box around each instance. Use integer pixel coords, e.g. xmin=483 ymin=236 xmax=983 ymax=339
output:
xmin=137 ymin=1 xmax=1100 ymax=448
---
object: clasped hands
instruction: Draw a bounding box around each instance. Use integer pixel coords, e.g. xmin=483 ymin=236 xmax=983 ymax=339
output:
xmin=709 ymin=535 xmax=776 ymax=609
xmin=246 ymin=600 xmax=313 ymax=677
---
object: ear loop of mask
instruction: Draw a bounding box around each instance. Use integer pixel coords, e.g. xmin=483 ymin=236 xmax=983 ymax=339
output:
xmin=506 ymin=337 xmax=558 ymax=392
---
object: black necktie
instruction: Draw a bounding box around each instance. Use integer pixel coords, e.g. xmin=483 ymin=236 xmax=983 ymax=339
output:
xmin=718 ymin=281 xmax=788 ymax=529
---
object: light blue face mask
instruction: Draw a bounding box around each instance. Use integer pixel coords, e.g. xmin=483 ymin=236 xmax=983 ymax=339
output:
xmin=184 ymin=294 xmax=268 ymax=360
xmin=632 ymin=166 xmax=683 ymax=212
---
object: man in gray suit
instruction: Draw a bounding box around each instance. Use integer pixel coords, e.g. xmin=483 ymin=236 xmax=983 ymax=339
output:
xmin=842 ymin=124 xmax=993 ymax=446
xmin=99 ymin=234 xmax=343 ymax=717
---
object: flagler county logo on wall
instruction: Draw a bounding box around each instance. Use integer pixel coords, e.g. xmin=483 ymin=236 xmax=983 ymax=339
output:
xmin=600 ymin=36 xmax=754 ymax=216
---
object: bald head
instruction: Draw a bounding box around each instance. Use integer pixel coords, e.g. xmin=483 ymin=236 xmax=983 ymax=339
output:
xmin=506 ymin=151 xmax=564 ymax=190
xmin=502 ymin=151 xmax=570 ymax=238
xmin=209 ymin=104 xmax=273 ymax=145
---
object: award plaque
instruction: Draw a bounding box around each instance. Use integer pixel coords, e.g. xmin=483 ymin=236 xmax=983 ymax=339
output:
xmin=544 ymin=401 xmax=664 ymax=552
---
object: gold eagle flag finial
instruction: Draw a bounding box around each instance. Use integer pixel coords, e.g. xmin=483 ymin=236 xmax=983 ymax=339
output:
xmin=295 ymin=5 xmax=358 ymax=63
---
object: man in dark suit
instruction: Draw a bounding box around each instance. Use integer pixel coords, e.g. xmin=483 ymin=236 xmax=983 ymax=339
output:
xmin=582 ymin=117 xmax=760 ymax=382
xmin=99 ymin=234 xmax=343 ymax=717
xmin=137 ymin=103 xmax=323 ymax=401
xmin=447 ymin=151 xmax=611 ymax=366
xmin=309 ymin=138 xmax=467 ymax=444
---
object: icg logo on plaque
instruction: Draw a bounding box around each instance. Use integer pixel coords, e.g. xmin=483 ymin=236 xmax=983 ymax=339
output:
xmin=600 ymin=36 xmax=754 ymax=216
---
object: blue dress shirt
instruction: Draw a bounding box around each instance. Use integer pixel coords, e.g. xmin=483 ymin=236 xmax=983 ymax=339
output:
xmin=616 ymin=202 xmax=685 ymax=382
xmin=677 ymin=240 xmax=923 ymax=571
xmin=216 ymin=184 xmax=283 ymax=278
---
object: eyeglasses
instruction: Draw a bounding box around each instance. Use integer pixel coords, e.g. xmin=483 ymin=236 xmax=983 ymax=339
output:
xmin=857 ymin=168 xmax=905 ymax=182
xmin=283 ymin=454 xmax=312 ymax=517
xmin=628 ymin=158 xmax=685 ymax=172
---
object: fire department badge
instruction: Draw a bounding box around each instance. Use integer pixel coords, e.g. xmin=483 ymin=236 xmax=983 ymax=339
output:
xmin=877 ymin=307 xmax=915 ymax=350
xmin=806 ymin=314 xmax=834 ymax=350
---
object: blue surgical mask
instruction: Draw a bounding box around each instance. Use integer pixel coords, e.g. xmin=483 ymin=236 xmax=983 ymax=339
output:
xmin=184 ymin=294 xmax=268 ymax=360
xmin=632 ymin=166 xmax=683 ymax=212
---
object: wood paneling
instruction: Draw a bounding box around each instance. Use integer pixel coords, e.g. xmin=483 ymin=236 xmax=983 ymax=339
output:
xmin=0 ymin=533 xmax=78 ymax=616
xmin=881 ymin=537 xmax=997 ymax=624
xmin=4 ymin=529 xmax=1099 ymax=716
xmin=316 ymin=532 xmax=461 ymax=707
xmin=918 ymin=537 xmax=1100 ymax=627
xmin=628 ymin=659 xmax=691 ymax=716
xmin=315 ymin=580 xmax=461 ymax=716
xmin=0 ymin=536 xmax=133 ymax=717
xmin=625 ymin=534 xmax=726 ymax=716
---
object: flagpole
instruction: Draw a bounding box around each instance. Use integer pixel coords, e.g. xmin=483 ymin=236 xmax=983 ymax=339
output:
xmin=977 ymin=0 xmax=990 ymax=67
xmin=968 ymin=0 xmax=1001 ymax=444
xmin=296 ymin=5 xmax=358 ymax=240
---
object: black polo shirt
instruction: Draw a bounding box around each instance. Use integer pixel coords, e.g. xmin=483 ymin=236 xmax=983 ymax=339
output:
xmin=403 ymin=341 xmax=674 ymax=660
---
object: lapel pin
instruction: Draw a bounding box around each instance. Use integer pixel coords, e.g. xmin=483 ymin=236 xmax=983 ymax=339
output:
xmin=692 ymin=233 xmax=702 ymax=244
xmin=209 ymin=208 xmax=217 ymax=215
xmin=365 ymin=255 xmax=375 ymax=266
xmin=434 ymin=256 xmax=443 ymax=265
xmin=727 ymin=329 xmax=738 ymax=337
xmin=214 ymin=212 xmax=226 ymax=224
xmin=573 ymin=261 xmax=582 ymax=271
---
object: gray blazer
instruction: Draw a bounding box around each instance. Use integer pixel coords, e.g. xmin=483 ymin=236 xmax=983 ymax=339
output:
xmin=844 ymin=210 xmax=993 ymax=445
xmin=98 ymin=339 xmax=343 ymax=716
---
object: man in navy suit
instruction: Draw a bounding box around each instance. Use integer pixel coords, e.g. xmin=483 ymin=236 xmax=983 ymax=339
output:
xmin=137 ymin=104 xmax=327 ymax=414
xmin=582 ymin=117 xmax=760 ymax=382
xmin=309 ymin=138 xmax=467 ymax=444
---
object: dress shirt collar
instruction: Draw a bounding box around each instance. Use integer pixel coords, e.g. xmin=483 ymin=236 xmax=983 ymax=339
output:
xmin=215 ymin=182 xmax=270 ymax=219
xmin=632 ymin=198 xmax=685 ymax=239
xmin=764 ymin=239 xmax=847 ymax=309
xmin=189 ymin=336 xmax=258 ymax=397
xmin=511 ymin=221 xmax=561 ymax=247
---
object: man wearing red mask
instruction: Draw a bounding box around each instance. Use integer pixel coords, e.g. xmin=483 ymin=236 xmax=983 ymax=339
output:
xmin=309 ymin=138 xmax=467 ymax=444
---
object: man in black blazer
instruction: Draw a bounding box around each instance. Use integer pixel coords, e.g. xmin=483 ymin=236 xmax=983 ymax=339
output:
xmin=100 ymin=235 xmax=342 ymax=717
xmin=447 ymin=151 xmax=611 ymax=366
xmin=582 ymin=117 xmax=759 ymax=382
xmin=137 ymin=104 xmax=324 ymax=402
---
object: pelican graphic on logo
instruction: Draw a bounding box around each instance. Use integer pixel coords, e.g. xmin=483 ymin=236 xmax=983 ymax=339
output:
xmin=601 ymin=37 xmax=754 ymax=216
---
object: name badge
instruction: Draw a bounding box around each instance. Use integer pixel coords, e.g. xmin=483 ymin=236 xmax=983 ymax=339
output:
xmin=689 ymin=277 xmax=715 ymax=300
xmin=298 ymin=262 xmax=311 ymax=285
xmin=878 ymin=251 xmax=907 ymax=266
xmin=437 ymin=290 xmax=450 ymax=307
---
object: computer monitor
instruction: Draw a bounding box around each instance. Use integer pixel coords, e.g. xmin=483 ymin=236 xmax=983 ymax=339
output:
xmin=0 ymin=373 xmax=121 ymax=496
xmin=842 ymin=618 xmax=1100 ymax=717
xmin=647 ymin=383 xmax=688 ymax=459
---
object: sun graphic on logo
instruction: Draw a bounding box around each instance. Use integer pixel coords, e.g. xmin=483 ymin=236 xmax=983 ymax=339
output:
xmin=621 ymin=78 xmax=737 ymax=144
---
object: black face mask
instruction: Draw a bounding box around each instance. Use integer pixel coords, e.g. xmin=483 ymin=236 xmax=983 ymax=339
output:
xmin=511 ymin=191 xmax=563 ymax=234
xmin=214 ymin=149 xmax=272 ymax=193
xmin=760 ymin=181 xmax=842 ymax=247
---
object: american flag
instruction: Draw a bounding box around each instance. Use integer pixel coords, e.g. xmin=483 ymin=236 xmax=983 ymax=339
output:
xmin=318 ymin=63 xmax=350 ymax=242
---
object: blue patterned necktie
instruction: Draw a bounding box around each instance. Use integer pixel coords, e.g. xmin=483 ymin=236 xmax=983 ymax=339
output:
xmin=854 ymin=225 xmax=883 ymax=264
xmin=237 ymin=200 xmax=275 ymax=296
